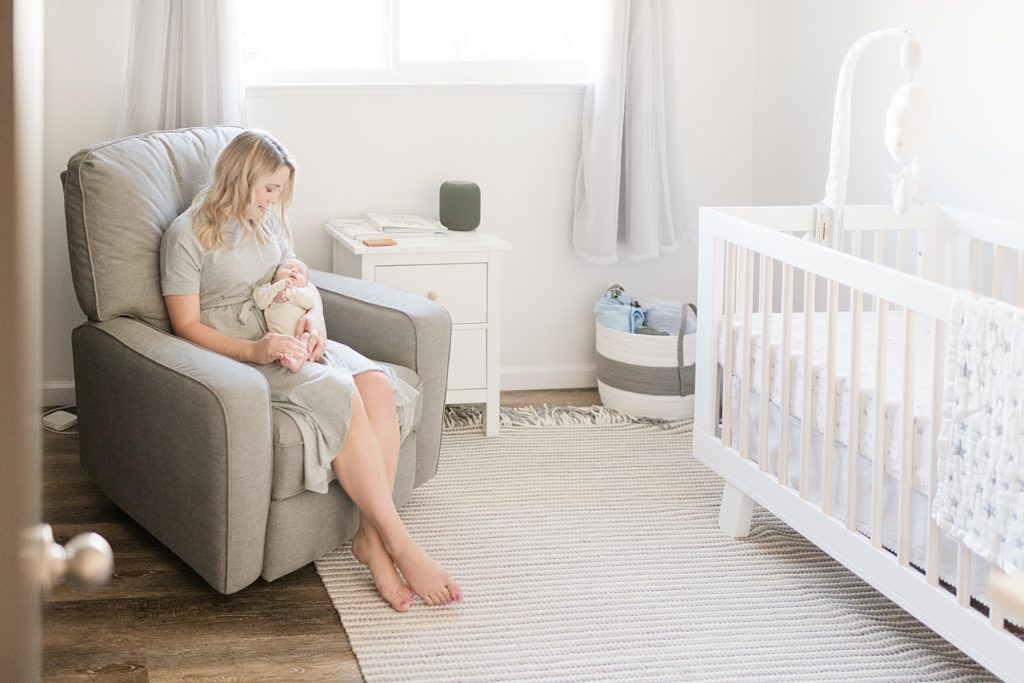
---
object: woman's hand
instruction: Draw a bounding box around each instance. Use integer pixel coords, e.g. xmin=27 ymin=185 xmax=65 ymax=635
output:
xmin=296 ymin=310 xmax=327 ymax=362
xmin=251 ymin=332 xmax=309 ymax=365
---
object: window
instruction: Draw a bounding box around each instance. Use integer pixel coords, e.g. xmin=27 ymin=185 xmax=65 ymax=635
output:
xmin=240 ymin=0 xmax=595 ymax=85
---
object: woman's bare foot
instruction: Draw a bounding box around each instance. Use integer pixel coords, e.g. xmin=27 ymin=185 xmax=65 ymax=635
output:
xmin=388 ymin=542 xmax=461 ymax=606
xmin=351 ymin=529 xmax=414 ymax=612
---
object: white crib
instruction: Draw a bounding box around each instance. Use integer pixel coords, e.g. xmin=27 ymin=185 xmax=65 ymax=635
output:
xmin=694 ymin=203 xmax=1024 ymax=682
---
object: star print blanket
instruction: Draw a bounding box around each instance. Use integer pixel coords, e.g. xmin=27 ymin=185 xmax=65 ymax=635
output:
xmin=932 ymin=291 xmax=1024 ymax=575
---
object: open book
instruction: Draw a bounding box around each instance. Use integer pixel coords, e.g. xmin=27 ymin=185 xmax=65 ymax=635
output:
xmin=364 ymin=213 xmax=447 ymax=235
xmin=325 ymin=218 xmax=381 ymax=240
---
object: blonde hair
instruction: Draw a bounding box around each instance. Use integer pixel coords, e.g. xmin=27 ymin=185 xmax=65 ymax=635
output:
xmin=192 ymin=130 xmax=296 ymax=250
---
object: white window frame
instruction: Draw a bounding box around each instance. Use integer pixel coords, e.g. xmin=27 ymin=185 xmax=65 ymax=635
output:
xmin=241 ymin=0 xmax=592 ymax=86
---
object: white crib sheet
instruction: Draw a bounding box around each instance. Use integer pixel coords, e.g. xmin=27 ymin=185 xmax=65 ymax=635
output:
xmin=719 ymin=310 xmax=938 ymax=491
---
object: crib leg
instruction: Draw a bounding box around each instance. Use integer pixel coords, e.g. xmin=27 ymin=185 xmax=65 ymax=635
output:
xmin=719 ymin=482 xmax=754 ymax=538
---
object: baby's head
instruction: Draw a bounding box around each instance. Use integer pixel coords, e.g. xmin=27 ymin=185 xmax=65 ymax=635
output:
xmin=273 ymin=258 xmax=308 ymax=287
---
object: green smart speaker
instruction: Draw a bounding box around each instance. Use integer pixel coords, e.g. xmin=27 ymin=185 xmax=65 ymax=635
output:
xmin=439 ymin=180 xmax=480 ymax=231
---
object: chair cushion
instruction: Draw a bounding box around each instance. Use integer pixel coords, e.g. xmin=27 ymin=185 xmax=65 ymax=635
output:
xmin=62 ymin=125 xmax=244 ymax=327
xmin=270 ymin=362 xmax=423 ymax=500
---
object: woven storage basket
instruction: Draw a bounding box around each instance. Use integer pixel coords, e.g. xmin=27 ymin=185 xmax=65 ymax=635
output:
xmin=595 ymin=309 xmax=696 ymax=420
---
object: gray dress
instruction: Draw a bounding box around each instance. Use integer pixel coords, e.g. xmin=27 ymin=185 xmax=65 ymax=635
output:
xmin=160 ymin=208 xmax=417 ymax=494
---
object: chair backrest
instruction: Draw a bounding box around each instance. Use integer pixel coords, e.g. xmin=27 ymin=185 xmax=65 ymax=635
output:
xmin=62 ymin=125 xmax=243 ymax=328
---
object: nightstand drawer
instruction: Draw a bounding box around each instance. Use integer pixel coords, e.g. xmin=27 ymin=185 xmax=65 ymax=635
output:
xmin=448 ymin=328 xmax=487 ymax=390
xmin=375 ymin=263 xmax=487 ymax=324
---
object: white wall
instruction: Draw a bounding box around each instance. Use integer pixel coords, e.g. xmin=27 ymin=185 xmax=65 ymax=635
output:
xmin=42 ymin=1 xmax=1024 ymax=404
xmin=42 ymin=0 xmax=131 ymax=404
xmin=41 ymin=0 xmax=755 ymax=404
xmin=752 ymin=0 xmax=1024 ymax=222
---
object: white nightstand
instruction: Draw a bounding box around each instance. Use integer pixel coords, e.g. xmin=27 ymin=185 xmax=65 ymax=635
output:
xmin=326 ymin=225 xmax=511 ymax=436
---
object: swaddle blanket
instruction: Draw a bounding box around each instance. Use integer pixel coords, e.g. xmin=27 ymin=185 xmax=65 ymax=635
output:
xmin=932 ymin=291 xmax=1024 ymax=575
xmin=644 ymin=297 xmax=685 ymax=335
xmin=594 ymin=284 xmax=645 ymax=333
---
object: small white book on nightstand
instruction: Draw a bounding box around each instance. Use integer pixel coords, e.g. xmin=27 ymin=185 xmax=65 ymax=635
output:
xmin=325 ymin=218 xmax=380 ymax=240
xmin=364 ymin=213 xmax=447 ymax=235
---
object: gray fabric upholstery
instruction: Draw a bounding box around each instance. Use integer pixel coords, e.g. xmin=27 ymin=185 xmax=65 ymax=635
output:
xmin=62 ymin=125 xmax=243 ymax=327
xmin=73 ymin=317 xmax=273 ymax=594
xmin=62 ymin=127 xmax=452 ymax=594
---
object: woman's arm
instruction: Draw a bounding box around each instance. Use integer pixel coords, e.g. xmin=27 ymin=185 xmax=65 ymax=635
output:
xmin=165 ymin=293 xmax=307 ymax=364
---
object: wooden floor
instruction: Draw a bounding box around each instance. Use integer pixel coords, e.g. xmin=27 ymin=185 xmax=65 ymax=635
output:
xmin=42 ymin=389 xmax=600 ymax=682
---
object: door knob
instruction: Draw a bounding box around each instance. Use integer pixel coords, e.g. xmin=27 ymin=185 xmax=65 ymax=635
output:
xmin=26 ymin=523 xmax=113 ymax=594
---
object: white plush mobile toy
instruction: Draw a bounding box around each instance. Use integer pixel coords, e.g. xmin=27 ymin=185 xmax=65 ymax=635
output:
xmin=885 ymin=37 xmax=928 ymax=214
xmin=816 ymin=28 xmax=926 ymax=248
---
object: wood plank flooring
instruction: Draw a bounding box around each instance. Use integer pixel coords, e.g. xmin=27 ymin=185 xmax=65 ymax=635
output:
xmin=42 ymin=389 xmax=599 ymax=681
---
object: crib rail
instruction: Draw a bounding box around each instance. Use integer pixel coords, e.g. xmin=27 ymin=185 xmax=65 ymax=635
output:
xmin=712 ymin=205 xmax=1024 ymax=305
xmin=694 ymin=205 xmax=1024 ymax=683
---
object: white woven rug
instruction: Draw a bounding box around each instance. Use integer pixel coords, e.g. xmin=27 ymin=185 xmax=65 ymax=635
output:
xmin=315 ymin=406 xmax=994 ymax=682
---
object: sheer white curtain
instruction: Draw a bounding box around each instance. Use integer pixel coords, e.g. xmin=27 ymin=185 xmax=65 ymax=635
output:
xmin=572 ymin=0 xmax=685 ymax=264
xmin=118 ymin=0 xmax=246 ymax=136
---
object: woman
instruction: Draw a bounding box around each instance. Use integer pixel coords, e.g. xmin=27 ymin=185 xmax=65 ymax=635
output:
xmin=159 ymin=130 xmax=461 ymax=611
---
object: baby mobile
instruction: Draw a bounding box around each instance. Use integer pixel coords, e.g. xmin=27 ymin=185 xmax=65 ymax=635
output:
xmin=816 ymin=28 xmax=927 ymax=249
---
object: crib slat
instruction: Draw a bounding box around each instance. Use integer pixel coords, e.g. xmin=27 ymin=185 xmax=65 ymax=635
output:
xmin=926 ymin=320 xmax=945 ymax=586
xmin=990 ymin=567 xmax=1006 ymax=630
xmin=800 ymin=271 xmax=815 ymax=500
xmin=1017 ymin=251 xmax=1024 ymax=306
xmin=871 ymin=234 xmax=885 ymax=312
xmin=992 ymin=245 xmax=1004 ymax=300
xmin=896 ymin=231 xmax=908 ymax=273
xmin=740 ymin=249 xmax=755 ymax=460
xmin=823 ymin=280 xmax=839 ymax=516
xmin=969 ymin=238 xmax=980 ymax=293
xmin=779 ymin=263 xmax=794 ymax=486
xmin=722 ymin=243 xmax=736 ymax=447
xmin=957 ymin=544 xmax=971 ymax=607
xmin=898 ymin=309 xmax=915 ymax=567
xmin=871 ymin=299 xmax=889 ymax=549
xmin=847 ymin=287 xmax=864 ymax=532
xmin=759 ymin=256 xmax=774 ymax=472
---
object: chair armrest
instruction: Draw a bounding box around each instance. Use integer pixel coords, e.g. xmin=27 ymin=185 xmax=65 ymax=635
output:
xmin=72 ymin=317 xmax=273 ymax=594
xmin=310 ymin=269 xmax=451 ymax=485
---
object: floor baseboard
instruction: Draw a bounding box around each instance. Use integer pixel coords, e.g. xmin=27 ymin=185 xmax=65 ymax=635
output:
xmin=500 ymin=364 xmax=596 ymax=391
xmin=41 ymin=381 xmax=75 ymax=409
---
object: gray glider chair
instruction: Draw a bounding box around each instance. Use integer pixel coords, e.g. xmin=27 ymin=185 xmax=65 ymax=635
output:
xmin=61 ymin=125 xmax=451 ymax=594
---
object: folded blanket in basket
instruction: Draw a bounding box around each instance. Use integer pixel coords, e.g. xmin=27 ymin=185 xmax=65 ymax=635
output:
xmin=932 ymin=291 xmax=1024 ymax=575
xmin=644 ymin=297 xmax=683 ymax=335
xmin=594 ymin=284 xmax=645 ymax=333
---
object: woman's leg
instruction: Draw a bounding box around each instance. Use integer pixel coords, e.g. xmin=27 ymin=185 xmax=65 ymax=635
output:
xmin=347 ymin=371 xmax=412 ymax=611
xmin=332 ymin=372 xmax=461 ymax=607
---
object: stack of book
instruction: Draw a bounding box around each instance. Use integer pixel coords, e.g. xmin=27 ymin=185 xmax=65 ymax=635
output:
xmin=326 ymin=213 xmax=447 ymax=241
xmin=366 ymin=213 xmax=447 ymax=235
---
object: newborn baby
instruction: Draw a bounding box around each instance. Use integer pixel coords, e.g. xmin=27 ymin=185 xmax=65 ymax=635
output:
xmin=253 ymin=257 xmax=317 ymax=372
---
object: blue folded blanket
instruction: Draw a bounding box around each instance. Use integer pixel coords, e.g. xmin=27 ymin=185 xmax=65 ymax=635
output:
xmin=594 ymin=284 xmax=645 ymax=333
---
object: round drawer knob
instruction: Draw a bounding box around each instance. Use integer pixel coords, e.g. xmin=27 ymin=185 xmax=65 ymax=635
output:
xmin=426 ymin=291 xmax=439 ymax=301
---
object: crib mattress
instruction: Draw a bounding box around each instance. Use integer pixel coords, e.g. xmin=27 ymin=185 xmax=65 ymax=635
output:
xmin=726 ymin=376 xmax=997 ymax=607
xmin=720 ymin=312 xmax=1010 ymax=616
xmin=719 ymin=310 xmax=938 ymax=490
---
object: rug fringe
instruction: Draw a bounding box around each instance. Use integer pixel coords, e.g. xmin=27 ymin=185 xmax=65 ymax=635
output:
xmin=443 ymin=404 xmax=684 ymax=429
